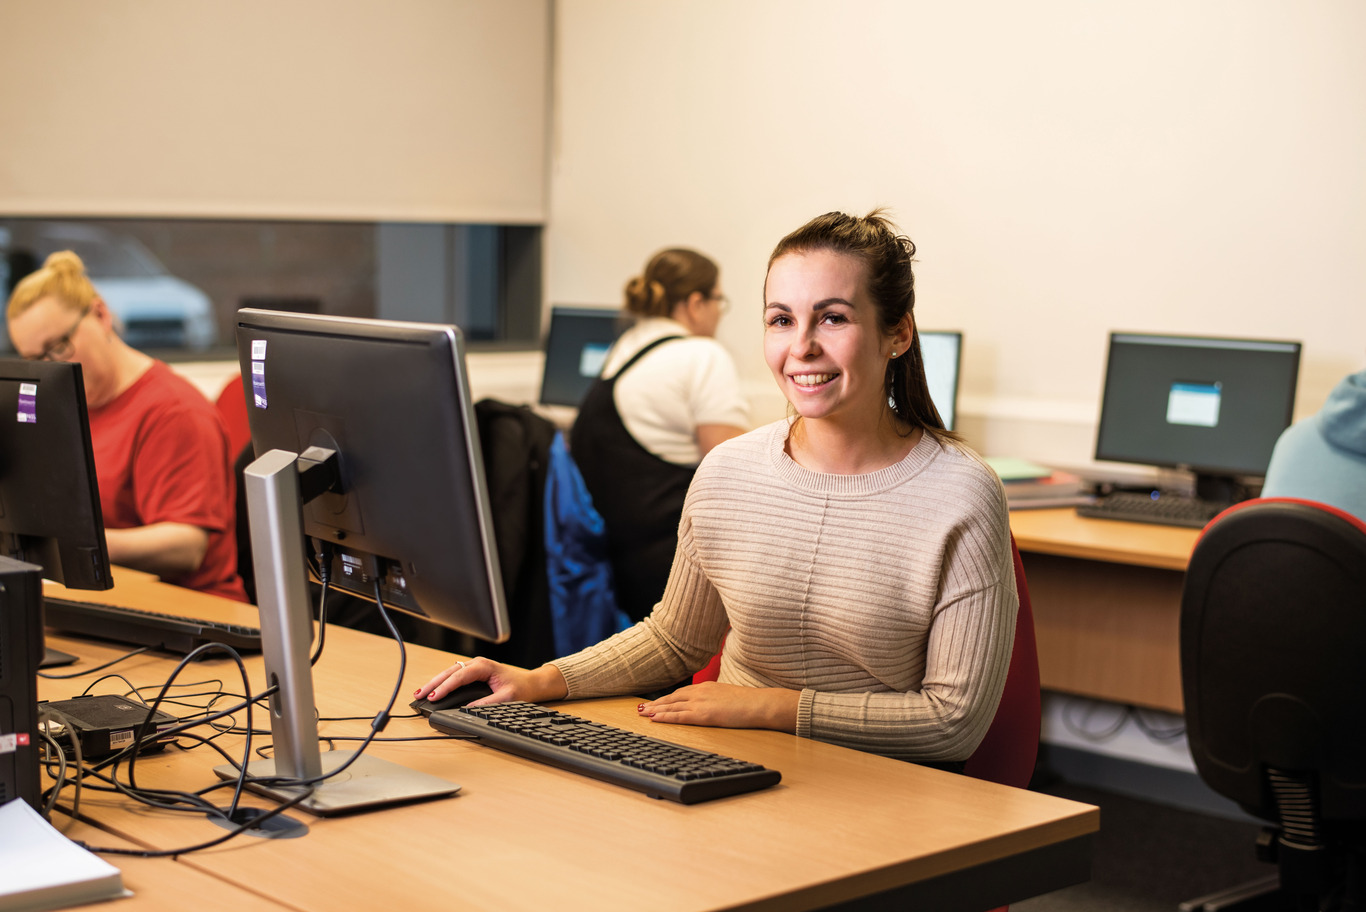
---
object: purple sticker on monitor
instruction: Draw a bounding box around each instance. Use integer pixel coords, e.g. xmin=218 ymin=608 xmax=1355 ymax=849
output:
xmin=251 ymin=359 xmax=267 ymax=408
xmin=17 ymin=382 xmax=37 ymax=423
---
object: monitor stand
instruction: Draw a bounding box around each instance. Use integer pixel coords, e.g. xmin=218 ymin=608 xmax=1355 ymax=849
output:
xmin=212 ymin=448 xmax=459 ymax=816
xmin=1193 ymin=471 xmax=1249 ymax=506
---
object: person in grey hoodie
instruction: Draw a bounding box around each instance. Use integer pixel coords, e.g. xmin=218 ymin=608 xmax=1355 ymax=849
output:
xmin=1261 ymin=366 xmax=1366 ymax=523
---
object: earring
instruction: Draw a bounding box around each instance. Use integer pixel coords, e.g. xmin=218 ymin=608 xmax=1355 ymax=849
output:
xmin=890 ymin=351 xmax=898 ymax=359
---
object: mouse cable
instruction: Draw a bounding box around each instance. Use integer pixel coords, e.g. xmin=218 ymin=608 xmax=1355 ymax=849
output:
xmin=72 ymin=784 xmax=316 ymax=859
xmin=38 ymin=645 xmax=153 ymax=680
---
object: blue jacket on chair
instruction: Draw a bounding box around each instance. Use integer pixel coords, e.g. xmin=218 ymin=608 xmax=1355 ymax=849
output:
xmin=544 ymin=432 xmax=628 ymax=655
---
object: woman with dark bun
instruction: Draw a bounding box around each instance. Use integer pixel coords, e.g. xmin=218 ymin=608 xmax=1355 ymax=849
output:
xmin=569 ymin=247 xmax=748 ymax=623
xmin=7 ymin=251 xmax=247 ymax=602
xmin=421 ymin=212 xmax=1015 ymax=768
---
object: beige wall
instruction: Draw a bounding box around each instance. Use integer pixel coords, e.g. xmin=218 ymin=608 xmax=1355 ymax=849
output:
xmin=0 ymin=0 xmax=550 ymax=223
xmin=545 ymin=1 xmax=1366 ymax=467
xmin=7 ymin=1 xmax=1362 ymax=468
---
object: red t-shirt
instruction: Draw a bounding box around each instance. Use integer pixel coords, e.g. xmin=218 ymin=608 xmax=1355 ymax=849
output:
xmin=87 ymin=361 xmax=248 ymax=602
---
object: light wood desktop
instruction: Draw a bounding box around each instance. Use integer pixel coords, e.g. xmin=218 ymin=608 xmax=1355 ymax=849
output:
xmin=1010 ymin=507 xmax=1202 ymax=714
xmin=37 ymin=571 xmax=1098 ymax=912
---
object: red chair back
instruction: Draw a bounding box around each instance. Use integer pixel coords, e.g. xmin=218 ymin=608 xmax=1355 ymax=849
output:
xmin=214 ymin=373 xmax=252 ymax=459
xmin=962 ymin=535 xmax=1041 ymax=789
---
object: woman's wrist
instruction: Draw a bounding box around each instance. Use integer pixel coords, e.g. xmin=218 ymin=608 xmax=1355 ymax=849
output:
xmin=530 ymin=664 xmax=570 ymax=702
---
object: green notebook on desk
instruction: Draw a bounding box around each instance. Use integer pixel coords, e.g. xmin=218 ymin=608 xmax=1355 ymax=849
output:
xmin=983 ymin=456 xmax=1054 ymax=482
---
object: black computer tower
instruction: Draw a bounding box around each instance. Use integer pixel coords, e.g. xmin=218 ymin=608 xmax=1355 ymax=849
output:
xmin=0 ymin=556 xmax=43 ymax=811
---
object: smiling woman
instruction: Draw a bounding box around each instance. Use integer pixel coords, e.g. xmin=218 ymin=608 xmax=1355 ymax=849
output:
xmin=415 ymin=210 xmax=1019 ymax=771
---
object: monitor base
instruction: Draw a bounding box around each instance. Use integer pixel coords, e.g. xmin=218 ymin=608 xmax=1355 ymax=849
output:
xmin=214 ymin=750 xmax=459 ymax=817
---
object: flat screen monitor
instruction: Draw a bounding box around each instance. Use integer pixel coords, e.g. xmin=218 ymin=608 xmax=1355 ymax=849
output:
xmin=0 ymin=359 xmax=112 ymax=590
xmin=918 ymin=330 xmax=962 ymax=432
xmin=538 ymin=306 xmax=625 ymax=407
xmin=224 ymin=309 xmax=510 ymax=814
xmin=1093 ymin=332 xmax=1301 ymax=500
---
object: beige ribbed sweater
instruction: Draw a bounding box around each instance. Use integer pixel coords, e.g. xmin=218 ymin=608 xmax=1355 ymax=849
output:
xmin=552 ymin=419 xmax=1017 ymax=763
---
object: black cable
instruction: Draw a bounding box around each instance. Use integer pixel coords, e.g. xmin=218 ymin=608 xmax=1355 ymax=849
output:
xmin=1132 ymin=708 xmax=1187 ymax=743
xmin=237 ymin=576 xmax=406 ymax=792
xmin=74 ymin=786 xmax=316 ymax=858
xmin=1061 ymin=698 xmax=1130 ymax=742
xmin=38 ymin=645 xmax=153 ymax=679
xmin=77 ymin=673 xmax=145 ymax=696
xmin=309 ymin=540 xmax=335 ymax=666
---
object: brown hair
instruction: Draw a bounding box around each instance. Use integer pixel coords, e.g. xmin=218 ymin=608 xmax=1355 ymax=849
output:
xmin=7 ymin=250 xmax=98 ymax=322
xmin=767 ymin=209 xmax=957 ymax=441
xmin=623 ymin=248 xmax=719 ymax=319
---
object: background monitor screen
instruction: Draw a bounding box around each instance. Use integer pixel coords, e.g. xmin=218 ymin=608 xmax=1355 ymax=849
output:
xmin=1094 ymin=332 xmax=1301 ymax=480
xmin=0 ymin=359 xmax=111 ymax=590
xmin=235 ymin=309 xmax=509 ymax=643
xmin=918 ymin=330 xmax=962 ymax=432
xmin=538 ymin=306 xmax=626 ymax=407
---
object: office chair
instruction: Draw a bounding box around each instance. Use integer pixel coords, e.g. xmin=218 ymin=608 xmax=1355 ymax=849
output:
xmin=1179 ymin=498 xmax=1366 ymax=912
xmin=693 ymin=535 xmax=1040 ymax=789
xmin=214 ymin=373 xmax=252 ymax=458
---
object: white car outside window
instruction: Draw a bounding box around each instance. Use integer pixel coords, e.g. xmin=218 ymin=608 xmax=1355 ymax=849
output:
xmin=2 ymin=222 xmax=216 ymax=352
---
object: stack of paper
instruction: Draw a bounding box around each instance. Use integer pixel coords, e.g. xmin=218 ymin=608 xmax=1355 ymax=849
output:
xmin=0 ymin=799 xmax=129 ymax=911
xmin=983 ymin=457 xmax=1095 ymax=510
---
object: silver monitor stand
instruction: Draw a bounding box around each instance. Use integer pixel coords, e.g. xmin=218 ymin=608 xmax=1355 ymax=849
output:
xmin=213 ymin=448 xmax=459 ymax=816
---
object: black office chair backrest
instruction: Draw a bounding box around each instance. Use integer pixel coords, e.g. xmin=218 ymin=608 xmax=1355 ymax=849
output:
xmin=1181 ymin=498 xmax=1366 ymax=824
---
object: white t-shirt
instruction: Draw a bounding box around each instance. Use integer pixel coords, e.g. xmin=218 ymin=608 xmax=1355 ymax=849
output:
xmin=602 ymin=317 xmax=749 ymax=465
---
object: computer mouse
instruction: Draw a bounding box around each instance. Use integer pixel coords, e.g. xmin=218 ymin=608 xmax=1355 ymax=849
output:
xmin=410 ymin=681 xmax=494 ymax=716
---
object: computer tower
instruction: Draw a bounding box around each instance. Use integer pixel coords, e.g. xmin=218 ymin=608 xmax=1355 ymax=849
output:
xmin=0 ymin=555 xmax=43 ymax=811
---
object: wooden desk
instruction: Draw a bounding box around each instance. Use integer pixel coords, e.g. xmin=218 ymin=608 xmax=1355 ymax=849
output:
xmin=48 ymin=817 xmax=291 ymax=912
xmin=40 ymin=574 xmax=1097 ymax=912
xmin=1010 ymin=508 xmax=1201 ymax=713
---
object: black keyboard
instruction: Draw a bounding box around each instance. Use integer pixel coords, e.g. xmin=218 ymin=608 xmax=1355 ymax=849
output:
xmin=42 ymin=596 xmax=262 ymax=654
xmin=1076 ymin=491 xmax=1226 ymax=529
xmin=428 ymin=701 xmax=781 ymax=804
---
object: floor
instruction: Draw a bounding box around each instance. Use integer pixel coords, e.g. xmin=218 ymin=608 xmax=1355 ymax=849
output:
xmin=1015 ymin=774 xmax=1272 ymax=912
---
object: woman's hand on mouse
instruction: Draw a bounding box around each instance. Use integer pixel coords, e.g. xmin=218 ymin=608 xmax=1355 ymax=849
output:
xmin=415 ymin=657 xmax=569 ymax=708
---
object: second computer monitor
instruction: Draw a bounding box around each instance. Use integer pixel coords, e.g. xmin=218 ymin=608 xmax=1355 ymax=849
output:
xmin=0 ymin=358 xmax=112 ymax=591
xmin=538 ymin=307 xmax=626 ymax=408
xmin=918 ymin=330 xmax=962 ymax=432
xmin=1094 ymin=332 xmax=1301 ymax=491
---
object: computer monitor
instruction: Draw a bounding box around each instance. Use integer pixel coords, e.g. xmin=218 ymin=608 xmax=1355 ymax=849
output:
xmin=538 ymin=306 xmax=626 ymax=407
xmin=220 ymin=309 xmax=510 ymax=814
xmin=918 ymin=330 xmax=962 ymax=432
xmin=0 ymin=359 xmax=113 ymax=590
xmin=0 ymin=359 xmax=112 ymax=813
xmin=1093 ymin=332 xmax=1302 ymax=502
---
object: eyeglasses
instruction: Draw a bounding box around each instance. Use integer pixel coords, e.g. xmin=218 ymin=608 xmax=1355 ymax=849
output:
xmin=25 ymin=304 xmax=91 ymax=362
xmin=711 ymin=293 xmax=731 ymax=314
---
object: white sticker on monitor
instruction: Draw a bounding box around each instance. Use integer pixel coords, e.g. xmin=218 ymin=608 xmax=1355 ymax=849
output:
xmin=1167 ymin=381 xmax=1221 ymax=427
xmin=251 ymin=352 xmax=268 ymax=408
xmin=16 ymin=382 xmax=37 ymax=423
xmin=578 ymin=343 xmax=610 ymax=379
